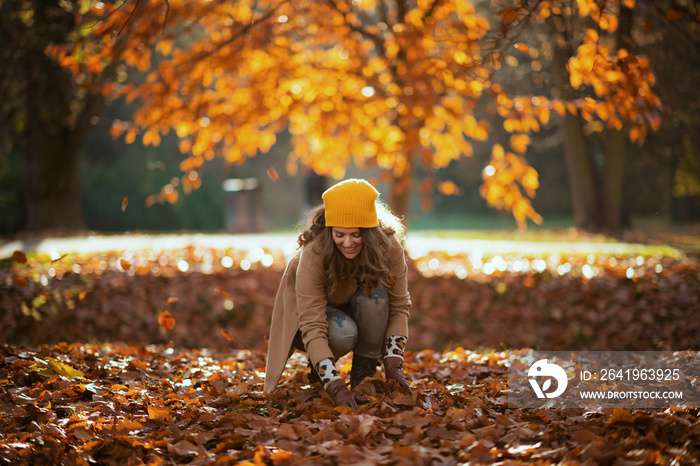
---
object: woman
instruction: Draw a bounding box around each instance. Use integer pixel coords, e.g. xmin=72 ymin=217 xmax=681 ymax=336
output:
xmin=264 ymin=179 xmax=412 ymax=410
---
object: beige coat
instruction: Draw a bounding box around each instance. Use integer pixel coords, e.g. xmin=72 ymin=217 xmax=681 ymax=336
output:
xmin=264 ymin=235 xmax=411 ymax=392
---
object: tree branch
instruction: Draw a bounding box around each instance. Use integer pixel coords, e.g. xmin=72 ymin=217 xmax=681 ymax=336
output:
xmin=169 ymin=0 xmax=288 ymax=68
xmin=325 ymin=0 xmax=388 ymax=59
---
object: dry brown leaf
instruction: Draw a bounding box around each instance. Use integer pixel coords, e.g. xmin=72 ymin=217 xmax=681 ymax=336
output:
xmin=14 ymin=277 xmax=28 ymax=288
xmin=12 ymin=251 xmax=27 ymax=264
xmin=147 ymin=405 xmax=171 ymax=420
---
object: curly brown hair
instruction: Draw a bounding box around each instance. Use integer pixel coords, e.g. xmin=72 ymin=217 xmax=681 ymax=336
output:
xmin=297 ymin=203 xmax=406 ymax=297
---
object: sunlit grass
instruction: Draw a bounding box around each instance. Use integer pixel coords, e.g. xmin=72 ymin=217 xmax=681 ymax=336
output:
xmin=413 ymin=234 xmax=686 ymax=260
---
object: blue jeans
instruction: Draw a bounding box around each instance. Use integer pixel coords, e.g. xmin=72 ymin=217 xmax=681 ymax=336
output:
xmin=294 ymin=287 xmax=389 ymax=360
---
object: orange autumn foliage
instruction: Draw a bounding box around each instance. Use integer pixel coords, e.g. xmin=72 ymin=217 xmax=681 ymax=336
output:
xmin=47 ymin=0 xmax=664 ymax=228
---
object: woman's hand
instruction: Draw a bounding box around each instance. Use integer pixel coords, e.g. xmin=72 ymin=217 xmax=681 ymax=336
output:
xmin=325 ymin=379 xmax=357 ymax=410
xmin=383 ymin=357 xmax=412 ymax=393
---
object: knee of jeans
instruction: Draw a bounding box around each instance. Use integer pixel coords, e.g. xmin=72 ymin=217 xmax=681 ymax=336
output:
xmin=330 ymin=333 xmax=357 ymax=360
xmin=327 ymin=309 xmax=358 ymax=359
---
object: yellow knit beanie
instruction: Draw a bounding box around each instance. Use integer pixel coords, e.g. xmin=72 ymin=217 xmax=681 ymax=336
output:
xmin=322 ymin=179 xmax=379 ymax=228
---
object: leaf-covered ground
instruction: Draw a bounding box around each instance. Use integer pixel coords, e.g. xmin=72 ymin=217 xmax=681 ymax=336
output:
xmin=2 ymin=343 xmax=699 ymax=465
xmin=2 ymin=244 xmax=699 ymax=352
xmin=1 ymin=236 xmax=699 ymax=464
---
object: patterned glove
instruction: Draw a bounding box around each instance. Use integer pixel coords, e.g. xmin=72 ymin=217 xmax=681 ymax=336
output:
xmin=315 ymin=358 xmax=342 ymax=388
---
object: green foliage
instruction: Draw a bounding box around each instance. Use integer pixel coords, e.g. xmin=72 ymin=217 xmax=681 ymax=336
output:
xmin=80 ymin=107 xmax=225 ymax=232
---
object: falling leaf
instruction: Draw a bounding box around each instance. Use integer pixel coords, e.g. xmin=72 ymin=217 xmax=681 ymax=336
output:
xmin=78 ymin=291 xmax=88 ymax=300
xmin=438 ymin=181 xmax=460 ymax=196
xmin=215 ymin=289 xmax=232 ymax=298
xmin=267 ymin=167 xmax=279 ymax=182
xmin=158 ymin=310 xmax=176 ymax=330
xmin=120 ymin=259 xmax=132 ymax=270
xmin=514 ymin=43 xmax=529 ymax=53
xmin=498 ymin=7 xmax=520 ymax=26
xmin=221 ymin=329 xmax=233 ymax=341
xmin=12 ymin=251 xmax=27 ymax=264
xmin=51 ymin=254 xmax=68 ymax=264
xmin=121 ymin=197 xmax=129 ymax=211
xmin=666 ymin=10 xmax=683 ymax=21
xmin=167 ymin=297 xmax=179 ymax=304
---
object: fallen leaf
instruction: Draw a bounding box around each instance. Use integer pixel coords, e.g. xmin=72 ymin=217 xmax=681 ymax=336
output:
xmin=172 ymin=439 xmax=198 ymax=456
xmin=608 ymin=407 xmax=635 ymax=424
xmin=147 ymin=405 xmax=171 ymax=420
xmin=33 ymin=357 xmax=84 ymax=378
xmin=47 ymin=358 xmax=84 ymax=378
xmin=120 ymin=259 xmax=132 ymax=270
xmin=666 ymin=9 xmax=683 ymax=21
xmin=117 ymin=418 xmax=143 ymax=431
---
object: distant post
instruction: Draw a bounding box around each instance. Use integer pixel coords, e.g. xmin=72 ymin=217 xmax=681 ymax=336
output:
xmin=222 ymin=177 xmax=267 ymax=233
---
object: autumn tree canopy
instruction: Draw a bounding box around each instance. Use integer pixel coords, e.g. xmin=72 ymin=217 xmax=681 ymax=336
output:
xmin=7 ymin=0 xmax=692 ymax=231
xmin=111 ymin=0 xmax=521 ymax=223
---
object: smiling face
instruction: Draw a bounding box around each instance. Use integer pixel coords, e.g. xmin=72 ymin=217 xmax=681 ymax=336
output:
xmin=332 ymin=227 xmax=363 ymax=259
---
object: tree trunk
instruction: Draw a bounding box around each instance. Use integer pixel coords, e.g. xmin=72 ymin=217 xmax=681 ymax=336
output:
xmin=17 ymin=0 xmax=124 ymax=233
xmin=550 ymin=27 xmax=602 ymax=231
xmin=21 ymin=134 xmax=84 ymax=232
xmin=16 ymin=2 xmax=85 ymax=233
xmin=603 ymin=129 xmax=627 ymax=237
xmin=602 ymin=3 xmax=634 ymax=238
xmin=388 ymin=157 xmax=413 ymax=225
xmin=560 ymin=113 xmax=601 ymax=231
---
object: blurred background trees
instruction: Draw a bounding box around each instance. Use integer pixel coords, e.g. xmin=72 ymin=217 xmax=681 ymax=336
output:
xmin=1 ymin=0 xmax=698 ymax=235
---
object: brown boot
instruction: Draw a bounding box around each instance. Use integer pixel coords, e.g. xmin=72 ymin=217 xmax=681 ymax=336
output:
xmin=307 ymin=359 xmax=321 ymax=385
xmin=350 ymin=355 xmax=378 ymax=388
